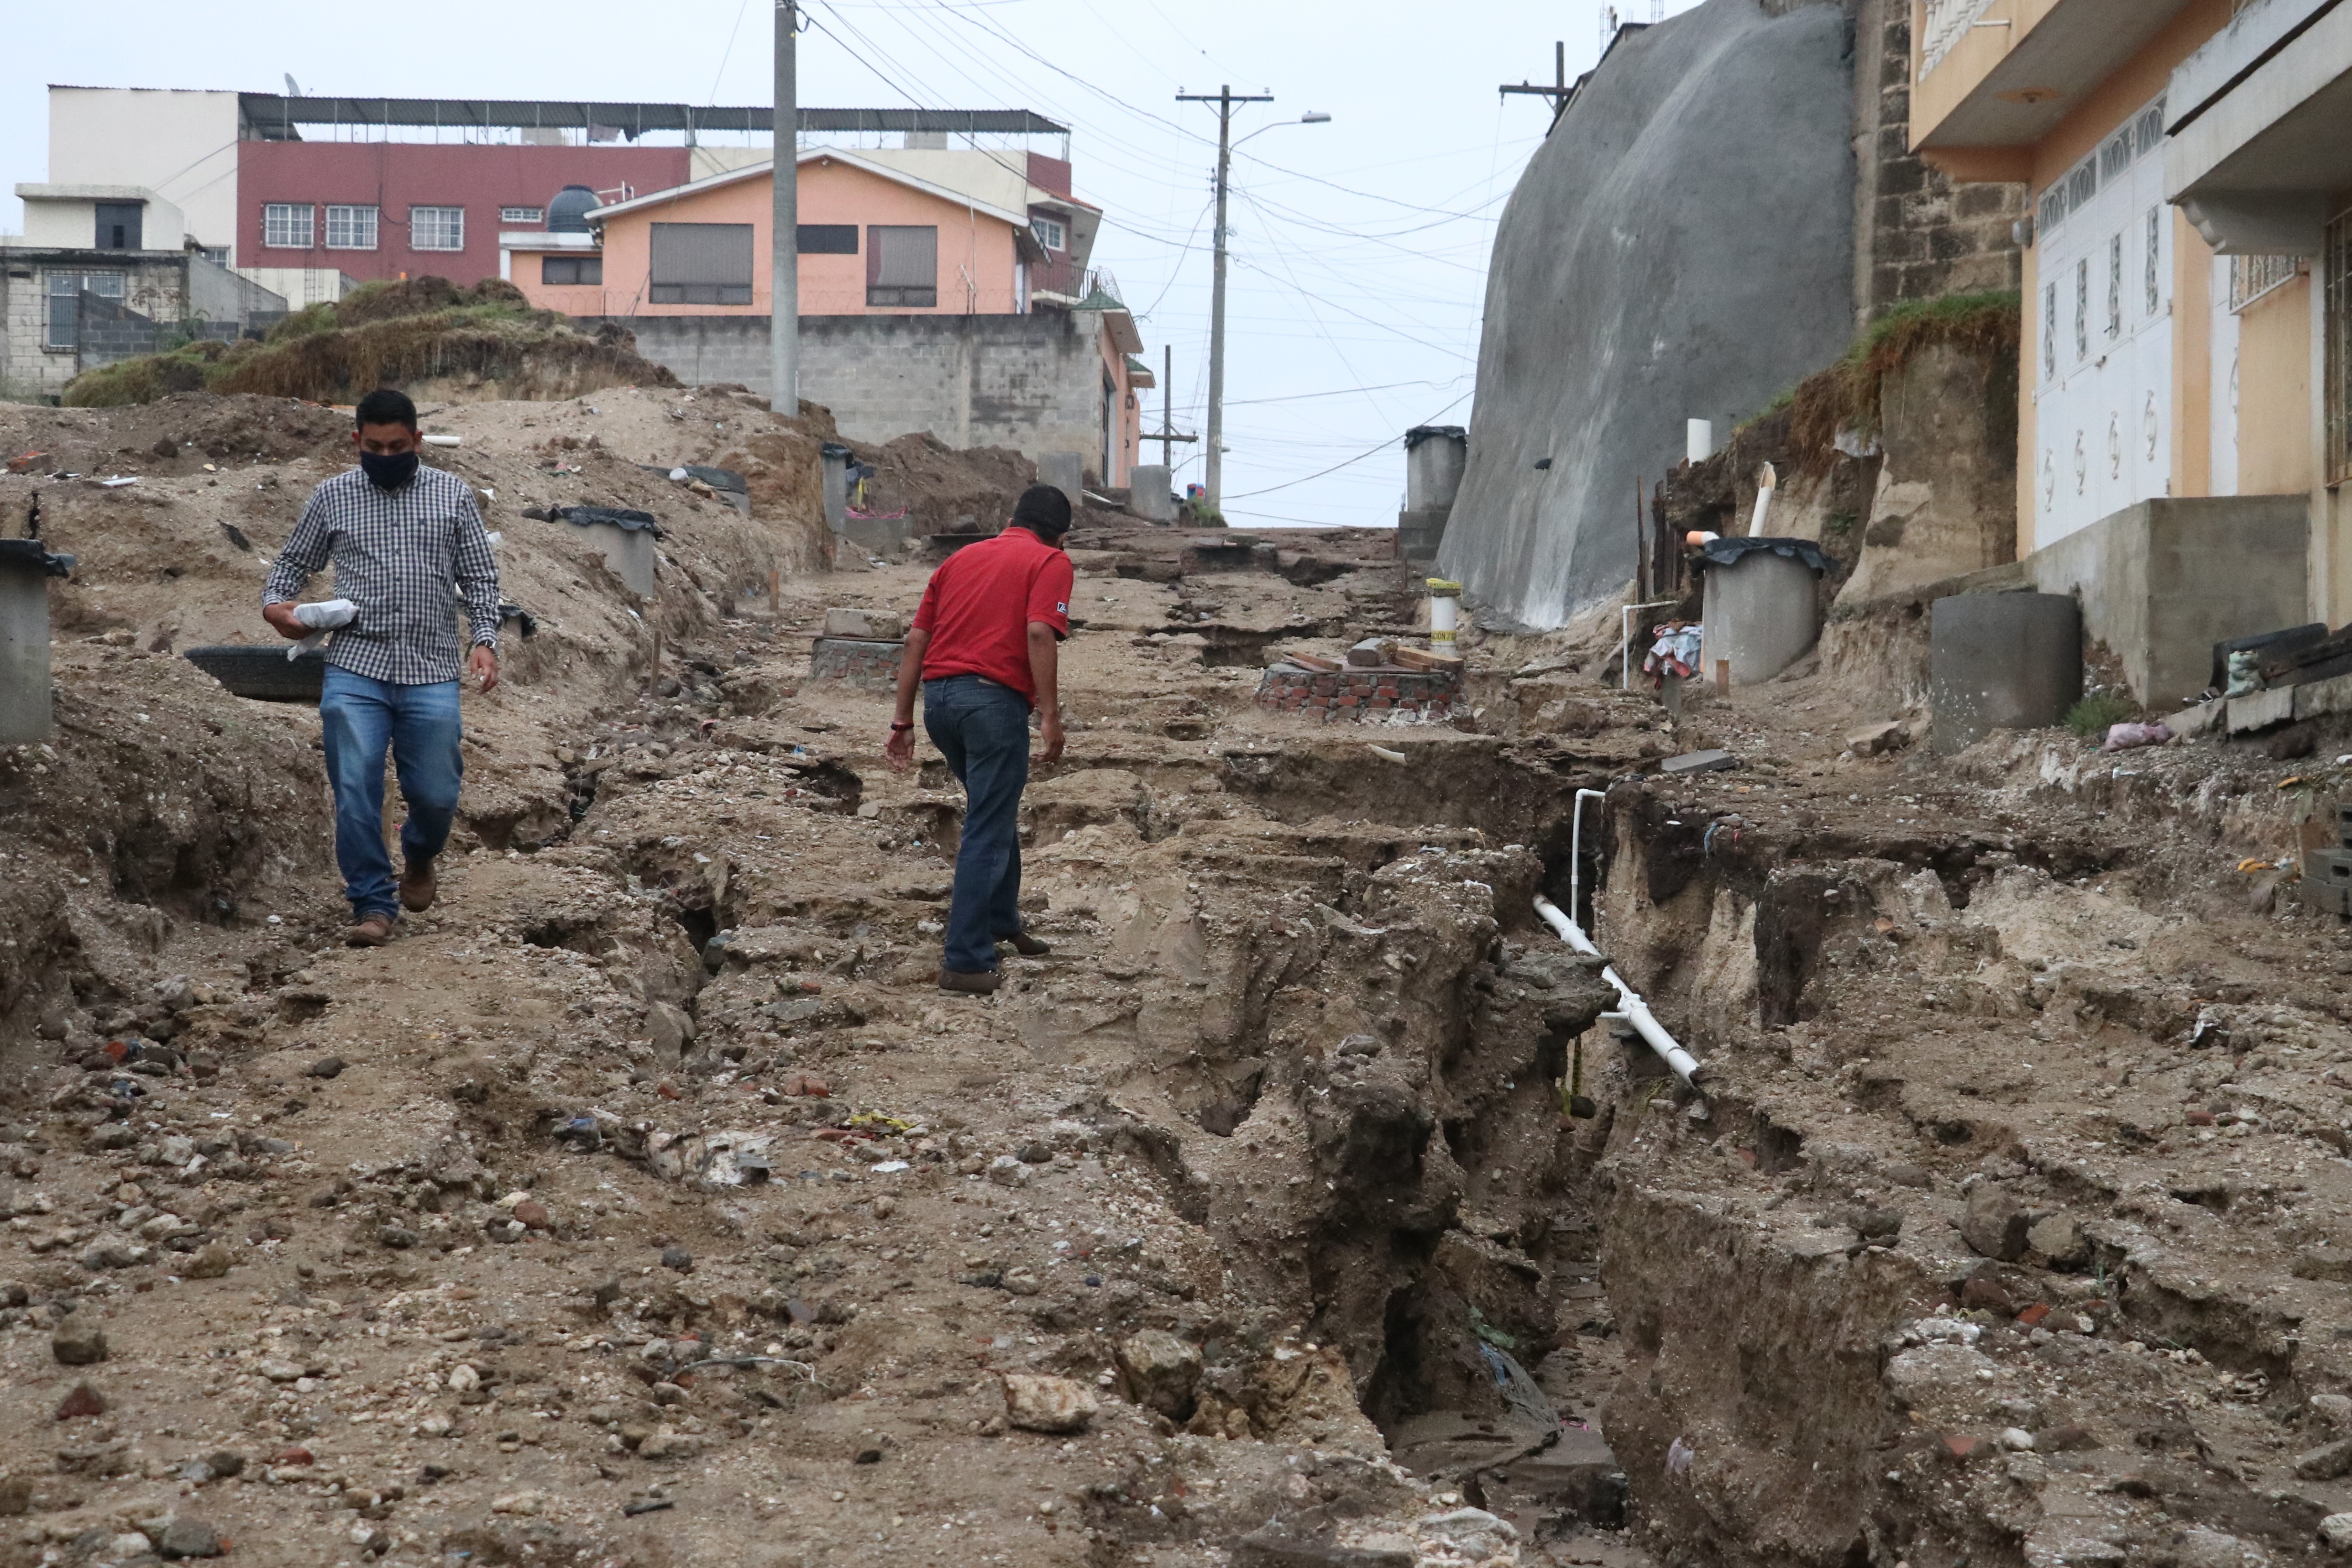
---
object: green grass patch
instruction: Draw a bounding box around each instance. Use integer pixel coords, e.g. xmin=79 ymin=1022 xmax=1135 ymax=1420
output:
xmin=1781 ymin=290 xmax=2022 ymax=469
xmin=2065 ymin=690 xmax=2137 ymax=738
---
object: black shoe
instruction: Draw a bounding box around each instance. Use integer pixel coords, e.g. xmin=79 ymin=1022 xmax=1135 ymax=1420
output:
xmin=937 ymin=967 xmax=1002 ymax=995
xmin=1001 ymin=932 xmax=1052 ymax=958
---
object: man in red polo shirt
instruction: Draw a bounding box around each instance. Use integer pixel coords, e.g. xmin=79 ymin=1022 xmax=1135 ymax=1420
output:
xmin=884 ymin=484 xmax=1076 ymax=993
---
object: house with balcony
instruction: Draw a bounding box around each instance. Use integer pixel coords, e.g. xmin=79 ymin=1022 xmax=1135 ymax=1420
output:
xmin=1910 ymin=0 xmax=2352 ymax=702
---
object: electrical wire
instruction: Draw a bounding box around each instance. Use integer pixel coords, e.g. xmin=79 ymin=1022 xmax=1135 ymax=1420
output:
xmin=1222 ymin=389 xmax=1472 ymax=500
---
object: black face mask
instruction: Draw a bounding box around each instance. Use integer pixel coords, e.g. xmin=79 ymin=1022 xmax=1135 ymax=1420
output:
xmin=360 ymin=449 xmax=419 ymax=489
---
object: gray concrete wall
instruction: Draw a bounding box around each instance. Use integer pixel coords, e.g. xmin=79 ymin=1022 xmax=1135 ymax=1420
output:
xmin=1440 ymin=0 xmax=1861 ymax=629
xmin=2019 ymin=495 xmax=2310 ymax=708
xmin=592 ymin=310 xmax=1110 ymax=472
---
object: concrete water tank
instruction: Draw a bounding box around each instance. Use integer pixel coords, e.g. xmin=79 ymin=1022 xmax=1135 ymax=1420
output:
xmin=820 ymin=442 xmax=852 ymax=534
xmin=557 ymin=507 xmax=661 ymax=598
xmin=1128 ymin=464 xmax=1175 ymax=524
xmin=1699 ymin=543 xmax=1822 ymax=685
xmin=1038 ymin=453 xmax=1085 ymax=519
xmin=1929 ymin=592 xmax=2081 ymax=754
xmin=1404 ymin=426 xmax=1467 ymax=512
xmin=0 ymin=540 xmax=70 ymax=744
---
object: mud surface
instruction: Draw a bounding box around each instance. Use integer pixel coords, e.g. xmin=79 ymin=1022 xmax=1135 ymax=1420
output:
xmin=4 ymin=392 xmax=2352 ymax=1568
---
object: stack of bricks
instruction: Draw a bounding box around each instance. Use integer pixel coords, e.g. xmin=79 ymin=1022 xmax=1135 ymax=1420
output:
xmin=2307 ymin=804 xmax=2352 ymax=917
xmin=807 ymin=638 xmax=903 ymax=692
xmin=1254 ymin=653 xmax=1460 ymax=724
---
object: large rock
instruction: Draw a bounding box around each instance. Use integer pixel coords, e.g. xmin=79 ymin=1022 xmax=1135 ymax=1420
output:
xmin=1834 ymin=341 xmax=2018 ymax=607
xmin=1116 ymin=1330 xmax=1202 ymax=1420
xmin=1961 ymin=1185 xmax=2030 ymax=1262
xmin=1001 ymin=1373 xmax=1098 ymax=1434
xmin=1440 ymin=0 xmax=1857 ymax=627
xmin=51 ymin=1319 xmax=107 ymax=1366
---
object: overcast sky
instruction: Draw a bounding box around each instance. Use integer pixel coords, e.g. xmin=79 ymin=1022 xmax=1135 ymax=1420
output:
xmin=4 ymin=0 xmax=1701 ymax=525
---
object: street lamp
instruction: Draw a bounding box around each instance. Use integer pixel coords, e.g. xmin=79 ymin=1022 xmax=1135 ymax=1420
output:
xmin=1175 ymin=89 xmax=1331 ymax=510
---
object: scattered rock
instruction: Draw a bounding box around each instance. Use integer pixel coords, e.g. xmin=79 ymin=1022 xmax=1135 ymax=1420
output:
xmin=1959 ymin=1276 xmax=2015 ymax=1315
xmin=1413 ymin=1508 xmax=1519 ymax=1561
xmin=183 ymin=1243 xmax=233 ymax=1279
xmin=2174 ymin=1528 xmax=2265 ymax=1568
xmin=1960 ymin=1185 xmax=2030 ymax=1262
xmin=513 ymin=1199 xmax=551 ymax=1230
xmin=2299 ymin=1440 xmax=2352 ymax=1481
xmin=1847 ymin=719 xmax=1911 ymax=756
xmin=2295 ymin=1249 xmax=2352 ymax=1283
xmin=987 ymin=1155 xmax=1032 ymax=1189
xmin=634 ymin=1430 xmax=701 ymax=1462
xmin=305 ymin=1056 xmax=345 ymax=1079
xmin=1232 ymin=1537 xmax=1414 ymax=1568
xmin=2036 ymin=1424 xmax=2095 ymax=1452
xmin=2320 ymin=1515 xmax=2352 ymax=1553
xmin=155 ymin=1516 xmax=225 ymax=1559
xmin=1116 ymin=1329 xmax=1202 ymax=1419
xmin=204 ymin=1451 xmax=246 ymax=1478
xmin=660 ymin=1245 xmax=694 ymax=1273
xmin=2027 ymin=1213 xmax=2088 ymax=1268
xmin=52 ymin=1320 xmax=108 ymax=1366
xmin=54 ymin=1381 xmax=105 ymax=1420
xmin=2313 ymin=1394 xmax=2352 ymax=1433
xmin=1001 ymin=1373 xmax=1098 ymax=1434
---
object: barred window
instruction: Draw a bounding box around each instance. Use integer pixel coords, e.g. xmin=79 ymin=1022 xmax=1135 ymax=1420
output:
xmin=2043 ymin=283 xmax=2058 ymax=379
xmin=2230 ymin=254 xmax=2302 ymax=313
xmin=263 ymin=203 xmax=313 ymax=249
xmin=2075 ymin=258 xmax=2090 ymax=362
xmin=2329 ymin=209 xmax=2352 ymax=483
xmin=325 ymin=205 xmax=378 ymax=250
xmin=43 ymin=271 xmax=124 ymax=351
xmin=411 ymin=207 xmax=465 ymax=252
xmin=500 ymin=206 xmax=544 ymax=225
xmin=2146 ymin=209 xmax=2162 ymax=317
xmin=2108 ymin=233 xmax=2123 ymax=341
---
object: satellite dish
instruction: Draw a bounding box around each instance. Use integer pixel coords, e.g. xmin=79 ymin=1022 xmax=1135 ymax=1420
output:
xmin=284 ymin=73 xmax=302 ymax=99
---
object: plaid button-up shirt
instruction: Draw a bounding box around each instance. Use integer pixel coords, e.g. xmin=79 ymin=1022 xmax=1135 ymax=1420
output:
xmin=264 ymin=465 xmax=501 ymax=686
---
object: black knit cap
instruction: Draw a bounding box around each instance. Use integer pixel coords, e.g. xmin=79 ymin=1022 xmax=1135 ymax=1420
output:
xmin=1011 ymin=483 xmax=1073 ymax=536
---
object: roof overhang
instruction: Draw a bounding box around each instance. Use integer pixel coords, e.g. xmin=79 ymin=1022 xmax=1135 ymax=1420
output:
xmin=1099 ymin=309 xmax=1143 ymax=355
xmin=590 ymin=150 xmax=1038 ymax=235
xmin=500 ymin=231 xmax=599 ymax=252
xmin=2166 ymin=0 xmax=2352 ymax=255
xmin=16 ymin=183 xmax=153 ymax=203
xmin=1915 ymin=0 xmax=2200 ymax=151
xmin=236 ymin=94 xmax=1068 ymax=142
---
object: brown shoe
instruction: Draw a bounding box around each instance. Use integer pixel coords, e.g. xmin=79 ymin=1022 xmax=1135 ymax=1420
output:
xmin=937 ymin=967 xmax=1002 ymax=995
xmin=398 ymin=858 xmax=437 ymax=913
xmin=344 ymin=913 xmax=395 ymax=947
xmin=1001 ymin=932 xmax=1052 ymax=958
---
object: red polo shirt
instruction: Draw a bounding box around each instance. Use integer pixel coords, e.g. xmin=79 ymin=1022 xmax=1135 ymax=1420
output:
xmin=910 ymin=527 xmax=1074 ymax=706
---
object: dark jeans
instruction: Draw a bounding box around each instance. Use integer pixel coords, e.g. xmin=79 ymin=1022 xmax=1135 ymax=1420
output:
xmin=320 ymin=666 xmax=463 ymax=920
xmin=923 ymin=675 xmax=1031 ymax=973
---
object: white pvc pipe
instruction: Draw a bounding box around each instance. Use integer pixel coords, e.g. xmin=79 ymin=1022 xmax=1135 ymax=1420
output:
xmin=1429 ymin=585 xmax=1460 ymax=646
xmin=1619 ymin=599 xmax=1680 ymax=691
xmin=1747 ymin=462 xmax=1777 ymax=537
xmin=1686 ymin=418 xmax=1713 ymax=465
xmin=1534 ymin=892 xmax=1703 ymax=1086
xmin=1568 ymin=787 xmax=1604 ymax=934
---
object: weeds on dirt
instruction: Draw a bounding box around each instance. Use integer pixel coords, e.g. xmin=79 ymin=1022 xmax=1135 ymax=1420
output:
xmin=62 ymin=277 xmax=676 ymax=408
xmin=1777 ymin=291 xmax=2023 ymax=473
xmin=2066 ymin=690 xmax=2138 ymax=738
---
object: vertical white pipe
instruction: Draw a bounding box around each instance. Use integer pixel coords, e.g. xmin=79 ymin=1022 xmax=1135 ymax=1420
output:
xmin=1747 ymin=462 xmax=1777 ymax=537
xmin=1428 ymin=578 xmax=1461 ymax=646
xmin=1569 ymin=787 xmax=1604 ymax=934
xmin=1686 ymin=418 xmax=1713 ymax=465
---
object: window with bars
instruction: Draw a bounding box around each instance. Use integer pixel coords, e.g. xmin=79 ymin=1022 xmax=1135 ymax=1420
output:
xmin=2075 ymin=258 xmax=2090 ymax=362
xmin=411 ymin=206 xmax=465 ymax=252
xmin=43 ymin=271 xmax=125 ymax=351
xmin=540 ymin=255 xmax=603 ymax=286
xmin=2043 ymin=283 xmax=2058 ymax=379
xmin=500 ymin=206 xmax=544 ymax=225
xmin=263 ymin=203 xmax=313 ymax=248
xmin=866 ymin=225 xmax=939 ymax=308
xmin=325 ymin=205 xmax=378 ymax=250
xmin=2146 ymin=209 xmax=2161 ymax=317
xmin=2230 ymin=254 xmax=2303 ymax=313
xmin=2108 ymin=234 xmax=2123 ymax=340
xmin=649 ymin=222 xmax=754 ymax=305
xmin=2326 ymin=208 xmax=2352 ymax=484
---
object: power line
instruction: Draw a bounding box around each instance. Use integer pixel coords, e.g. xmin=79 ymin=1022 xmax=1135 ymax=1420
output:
xmin=1223 ymin=389 xmax=1472 ymax=500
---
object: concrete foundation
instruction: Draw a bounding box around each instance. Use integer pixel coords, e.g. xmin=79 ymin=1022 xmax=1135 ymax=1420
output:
xmin=2016 ymin=496 xmax=2307 ymax=708
xmin=1398 ymin=507 xmax=1453 ymax=565
xmin=0 ymin=543 xmax=60 ymax=744
xmin=1700 ymin=549 xmax=1820 ymax=684
xmin=1129 ymin=465 xmax=1175 ymax=524
xmin=1038 ymin=452 xmax=1084 ymax=517
xmin=808 ymin=637 xmax=904 ymax=693
xmin=572 ymin=520 xmax=657 ymax=598
xmin=1929 ymin=593 xmax=2081 ymax=755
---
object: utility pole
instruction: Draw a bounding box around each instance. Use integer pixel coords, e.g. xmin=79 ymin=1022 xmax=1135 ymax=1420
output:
xmin=770 ymin=0 xmax=798 ymax=416
xmin=1177 ymin=85 xmax=1271 ymax=510
xmin=1145 ymin=343 xmax=1198 ymax=467
xmin=1499 ymin=42 xmax=1577 ymax=132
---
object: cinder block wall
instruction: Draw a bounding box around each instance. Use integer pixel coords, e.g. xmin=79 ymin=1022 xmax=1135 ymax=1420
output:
xmin=591 ymin=312 xmax=1107 ymax=469
xmin=1851 ymin=0 xmax=2025 ymax=321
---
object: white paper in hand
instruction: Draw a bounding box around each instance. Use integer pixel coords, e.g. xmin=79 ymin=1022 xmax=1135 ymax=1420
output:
xmin=289 ymin=598 xmax=358 ymax=658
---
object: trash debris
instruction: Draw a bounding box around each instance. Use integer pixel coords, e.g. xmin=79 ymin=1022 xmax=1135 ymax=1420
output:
xmin=1666 ymin=1436 xmax=1695 ymax=1476
xmin=2101 ymin=721 xmax=2173 ymax=751
xmin=646 ymin=1127 xmax=775 ymax=1188
xmin=1659 ymin=749 xmax=1736 ymax=775
xmin=423 ymin=434 xmax=461 ymax=447
xmin=287 ymin=598 xmax=357 ymax=660
xmin=1645 ymin=620 xmax=1703 ymax=684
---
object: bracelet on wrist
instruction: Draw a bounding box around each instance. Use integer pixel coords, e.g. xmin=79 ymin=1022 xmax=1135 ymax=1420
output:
xmin=889 ymin=722 xmax=914 ymax=731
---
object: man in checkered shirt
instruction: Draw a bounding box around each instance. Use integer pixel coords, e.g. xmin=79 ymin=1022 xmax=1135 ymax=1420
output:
xmin=262 ymin=388 xmax=501 ymax=946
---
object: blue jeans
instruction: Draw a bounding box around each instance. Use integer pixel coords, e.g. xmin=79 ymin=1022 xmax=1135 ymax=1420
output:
xmin=319 ymin=666 xmax=463 ymax=920
xmin=923 ymin=675 xmax=1032 ymax=973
